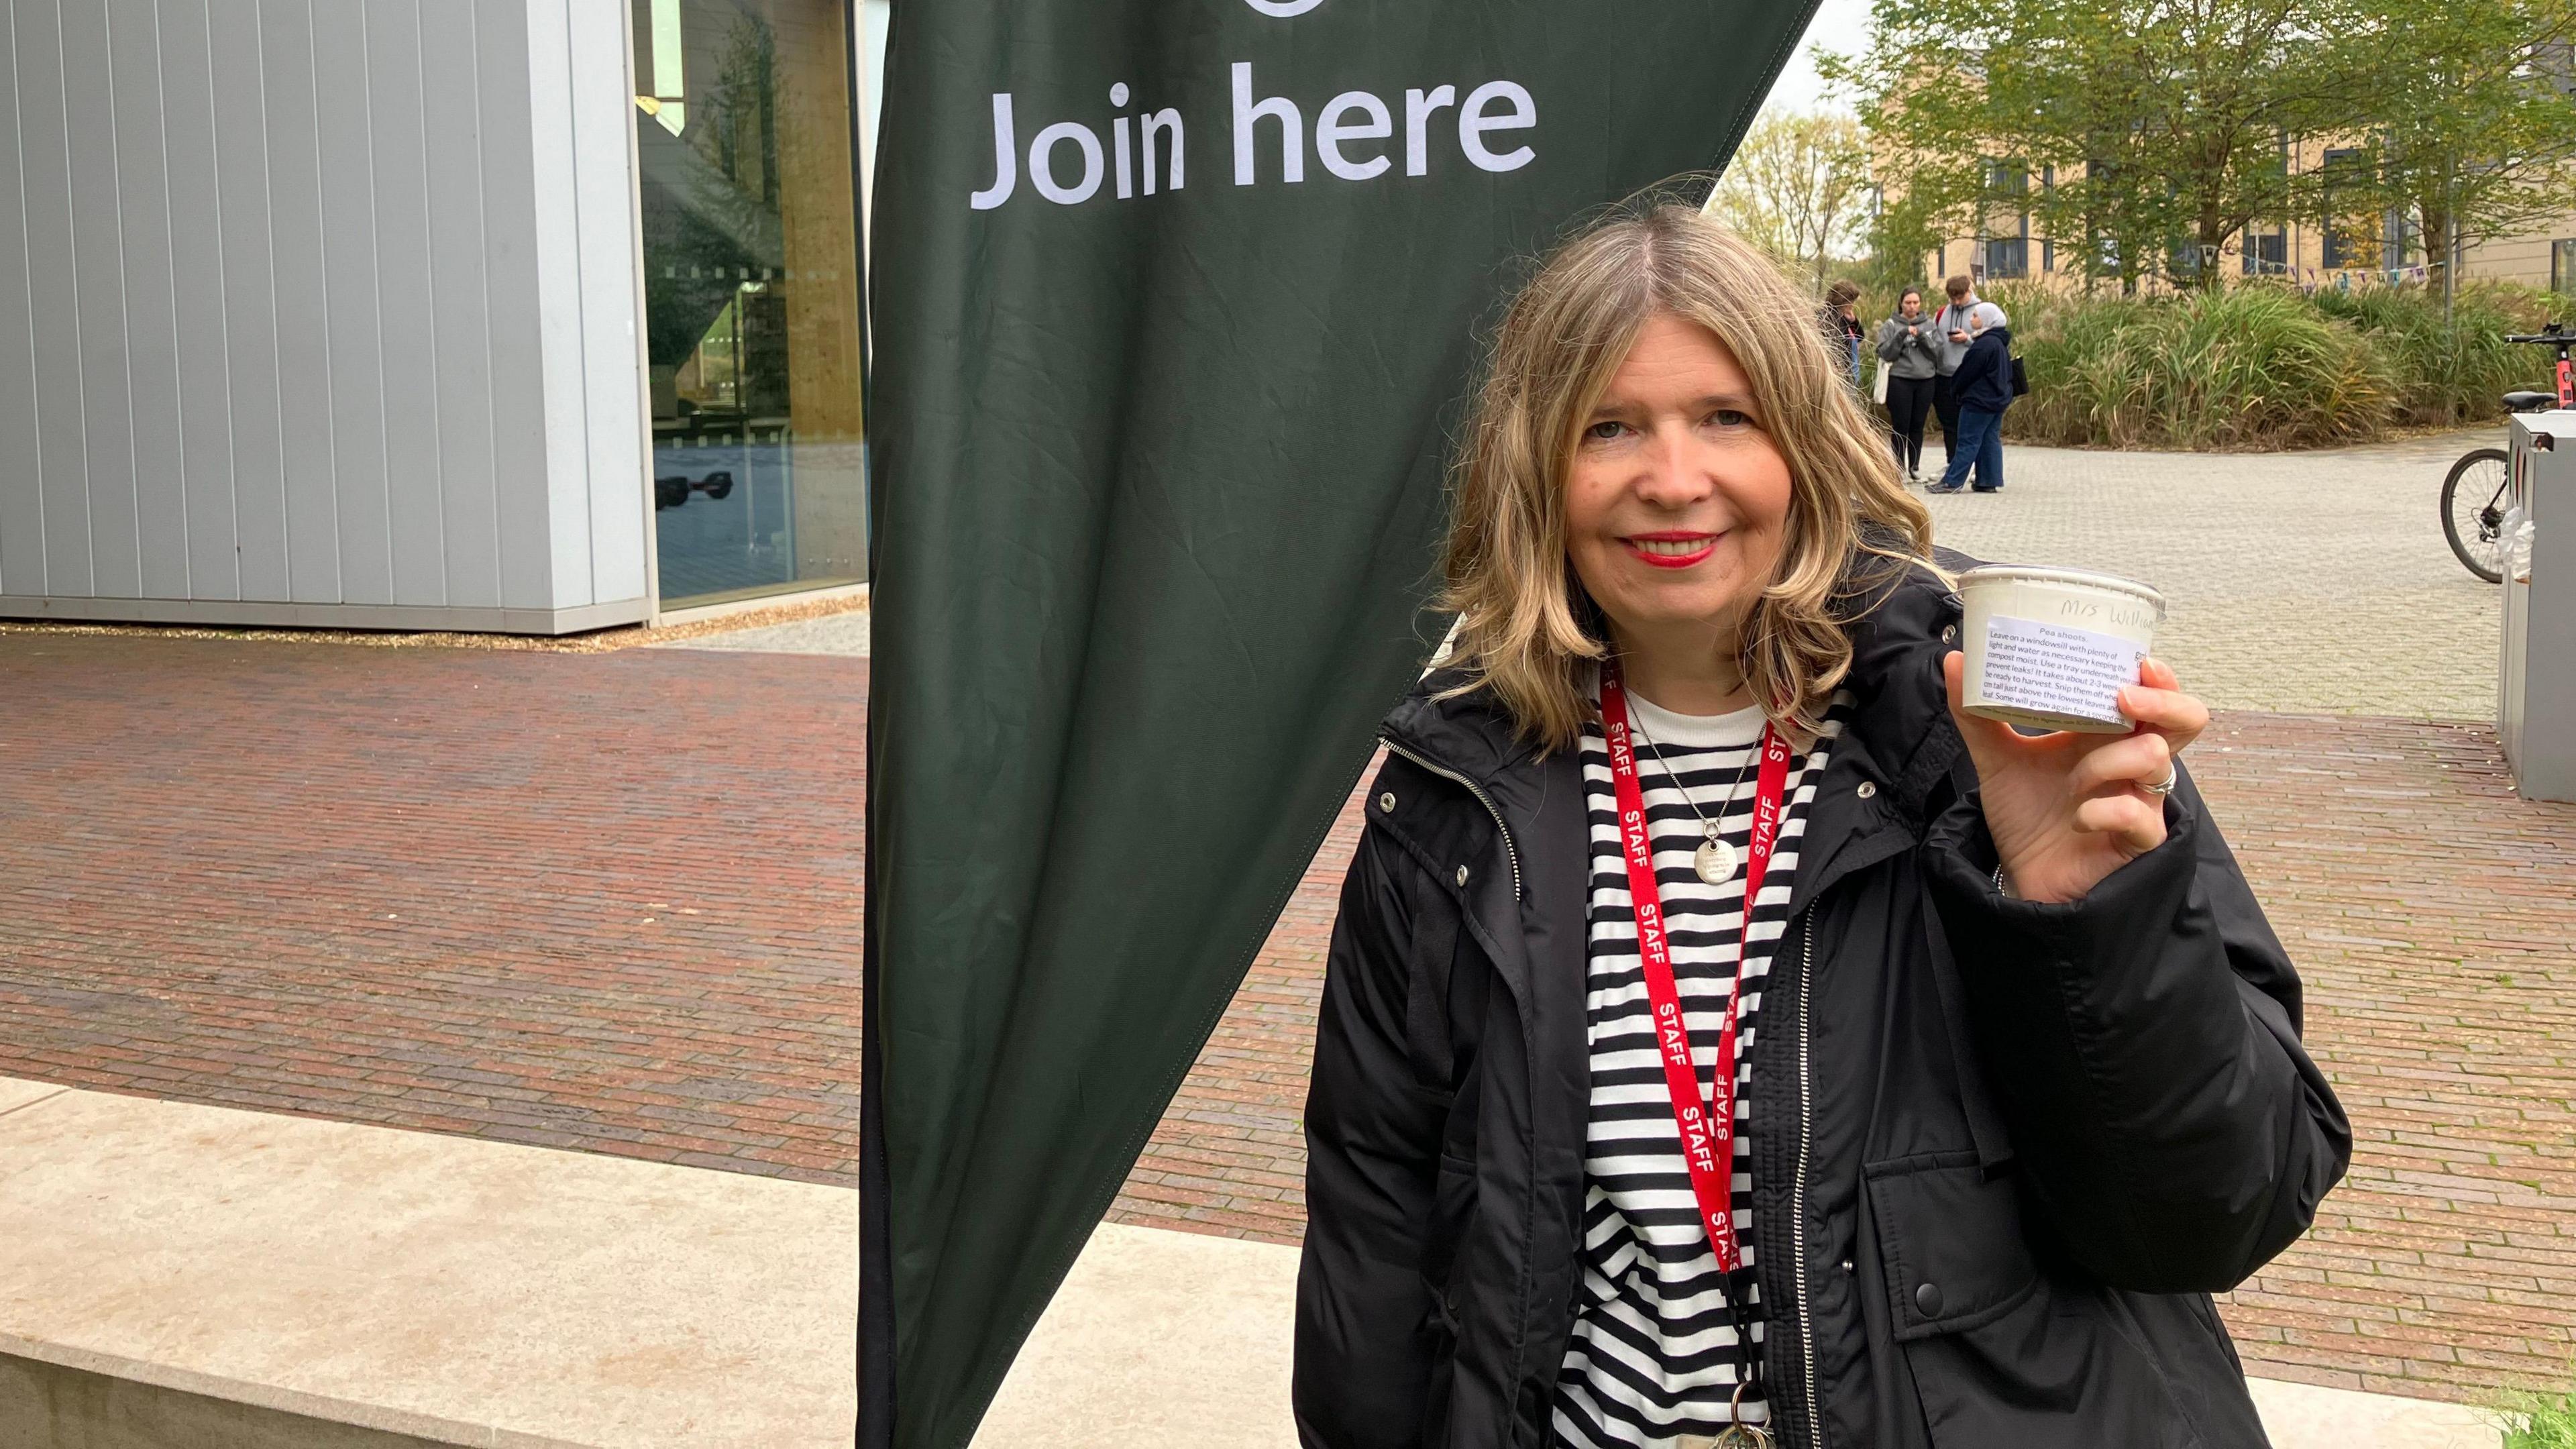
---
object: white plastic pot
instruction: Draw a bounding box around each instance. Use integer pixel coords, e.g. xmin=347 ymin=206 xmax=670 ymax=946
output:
xmin=1955 ymin=564 xmax=2167 ymax=734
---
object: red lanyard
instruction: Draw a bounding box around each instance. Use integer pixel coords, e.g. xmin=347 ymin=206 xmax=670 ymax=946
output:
xmin=1599 ymin=663 xmax=1794 ymax=1275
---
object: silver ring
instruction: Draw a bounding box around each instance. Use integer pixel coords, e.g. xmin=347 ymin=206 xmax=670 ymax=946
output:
xmin=2141 ymin=767 xmax=2178 ymax=798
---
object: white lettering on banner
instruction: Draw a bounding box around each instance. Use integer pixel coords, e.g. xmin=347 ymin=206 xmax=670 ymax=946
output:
xmin=1981 ymin=616 xmax=2147 ymax=725
xmin=1458 ymin=79 xmax=1536 ymax=172
xmin=1030 ymin=121 xmax=1106 ymax=204
xmin=1233 ymin=62 xmax=1305 ymax=184
xmin=971 ymin=89 xmax=1189 ymax=211
xmin=962 ymin=11 xmax=1538 ymax=211
xmin=1316 ymin=90 xmax=1393 ymax=180
xmin=1142 ymin=109 xmax=1184 ymax=194
xmin=1404 ymin=86 xmax=1456 ymax=176
xmin=969 ymin=93 xmax=1018 ymax=211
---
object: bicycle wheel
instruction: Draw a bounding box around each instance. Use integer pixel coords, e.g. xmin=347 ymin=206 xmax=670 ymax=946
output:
xmin=2442 ymin=447 xmax=2510 ymax=584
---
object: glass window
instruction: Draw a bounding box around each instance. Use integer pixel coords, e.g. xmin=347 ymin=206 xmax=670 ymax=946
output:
xmin=2551 ymin=238 xmax=2575 ymax=296
xmin=1984 ymin=237 xmax=2028 ymax=280
xmin=2319 ymin=147 xmax=2374 ymax=271
xmin=635 ymin=0 xmax=867 ymax=608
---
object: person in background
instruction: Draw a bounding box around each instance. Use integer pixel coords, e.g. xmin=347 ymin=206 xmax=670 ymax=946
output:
xmin=1930 ymin=301 xmax=2012 ymax=494
xmin=1821 ymin=280 xmax=1864 ymax=388
xmin=1876 ymin=286 xmax=1941 ymax=482
xmin=1930 ymin=274 xmax=1978 ymax=467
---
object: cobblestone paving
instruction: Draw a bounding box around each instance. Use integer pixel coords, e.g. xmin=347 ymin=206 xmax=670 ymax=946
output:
xmin=1925 ymin=433 xmax=2500 ymax=720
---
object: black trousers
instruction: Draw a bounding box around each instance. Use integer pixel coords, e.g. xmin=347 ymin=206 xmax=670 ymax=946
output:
xmin=1886 ymin=374 xmax=1937 ymax=475
xmin=1932 ymin=372 xmax=1964 ymax=460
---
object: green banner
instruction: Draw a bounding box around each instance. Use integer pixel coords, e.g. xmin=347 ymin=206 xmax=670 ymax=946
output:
xmin=860 ymin=3 xmax=1817 ymax=1442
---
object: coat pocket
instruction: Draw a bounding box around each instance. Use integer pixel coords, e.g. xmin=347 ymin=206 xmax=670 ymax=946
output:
xmin=1865 ymin=1152 xmax=2212 ymax=1448
xmin=1866 ymin=1150 xmax=2041 ymax=1340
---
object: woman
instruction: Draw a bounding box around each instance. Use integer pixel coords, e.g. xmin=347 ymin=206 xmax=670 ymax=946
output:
xmin=1875 ymin=287 xmax=1941 ymax=482
xmin=1293 ymin=207 xmax=2345 ymax=1449
xmin=1929 ymin=301 xmax=2012 ymax=494
xmin=1818 ymin=280 xmax=1864 ymax=388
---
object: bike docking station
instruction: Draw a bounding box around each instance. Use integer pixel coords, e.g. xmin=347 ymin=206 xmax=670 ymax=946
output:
xmin=2500 ymin=409 xmax=2576 ymax=802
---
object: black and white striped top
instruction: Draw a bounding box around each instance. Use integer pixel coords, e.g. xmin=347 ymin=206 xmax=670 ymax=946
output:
xmin=1551 ymin=686 xmax=1839 ymax=1449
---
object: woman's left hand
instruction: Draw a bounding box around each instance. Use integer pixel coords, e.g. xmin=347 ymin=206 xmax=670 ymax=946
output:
xmin=1943 ymin=653 xmax=2210 ymax=905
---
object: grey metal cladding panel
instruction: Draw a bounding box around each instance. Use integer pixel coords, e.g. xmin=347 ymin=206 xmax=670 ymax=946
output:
xmin=523 ymin=0 xmax=596 ymax=610
xmin=157 ymin=0 xmax=241 ymax=600
xmin=0 ymin=1 xmax=46 ymax=596
xmin=105 ymin=0 xmax=189 ymax=598
xmin=312 ymin=0 xmax=390 ymax=605
xmin=366 ymin=0 xmax=445 ymax=607
xmin=18 ymin=0 xmax=94 ymax=596
xmin=207 ymin=0 xmax=289 ymax=600
xmin=420 ymin=1 xmax=500 ymax=608
xmin=61 ymin=0 xmax=142 ymax=599
xmin=258 ymin=0 xmax=340 ymax=601
xmin=476 ymin=0 xmax=553 ymax=612
xmin=569 ymin=0 xmax=643 ymax=604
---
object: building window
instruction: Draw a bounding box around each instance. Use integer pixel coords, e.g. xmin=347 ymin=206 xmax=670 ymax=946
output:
xmin=2553 ymin=238 xmax=2575 ymax=296
xmin=2244 ymin=230 xmax=2288 ymax=276
xmin=635 ymin=0 xmax=869 ymax=608
xmin=1984 ymin=237 xmax=2029 ymax=280
xmin=2320 ymin=146 xmax=2373 ymax=270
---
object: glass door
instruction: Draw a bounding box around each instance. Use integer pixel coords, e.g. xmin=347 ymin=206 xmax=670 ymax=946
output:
xmin=635 ymin=0 xmax=867 ymax=607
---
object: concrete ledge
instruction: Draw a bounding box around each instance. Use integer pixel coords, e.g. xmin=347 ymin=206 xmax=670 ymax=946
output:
xmin=0 ymin=1081 xmax=854 ymax=1448
xmin=0 ymin=594 xmax=651 ymax=636
xmin=0 ymin=1352 xmax=455 ymax=1449
xmin=0 ymin=1077 xmax=2506 ymax=1448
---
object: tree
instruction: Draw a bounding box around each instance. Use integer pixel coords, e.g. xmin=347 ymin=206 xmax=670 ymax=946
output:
xmin=1831 ymin=0 xmax=2349 ymax=290
xmin=1711 ymin=111 xmax=1874 ymax=290
xmin=2325 ymin=3 xmax=2576 ymax=286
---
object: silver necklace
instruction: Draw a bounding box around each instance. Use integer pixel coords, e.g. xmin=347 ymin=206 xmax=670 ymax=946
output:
xmin=1627 ymin=705 xmax=1761 ymax=886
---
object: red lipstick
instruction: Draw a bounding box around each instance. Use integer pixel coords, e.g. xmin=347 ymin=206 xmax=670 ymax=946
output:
xmin=1622 ymin=531 xmax=1719 ymax=569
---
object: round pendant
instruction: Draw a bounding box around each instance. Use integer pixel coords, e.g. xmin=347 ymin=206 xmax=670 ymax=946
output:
xmin=1695 ymin=834 xmax=1739 ymax=886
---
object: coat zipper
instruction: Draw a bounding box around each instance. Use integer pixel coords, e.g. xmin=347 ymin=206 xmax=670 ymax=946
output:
xmin=1377 ymin=736 xmax=1523 ymax=900
xmin=1792 ymin=918 xmax=1826 ymax=1448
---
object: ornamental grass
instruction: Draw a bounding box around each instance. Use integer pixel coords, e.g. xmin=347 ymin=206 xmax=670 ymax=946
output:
xmin=2498 ymin=1385 xmax=2576 ymax=1449
xmin=1973 ymin=280 xmax=2566 ymax=451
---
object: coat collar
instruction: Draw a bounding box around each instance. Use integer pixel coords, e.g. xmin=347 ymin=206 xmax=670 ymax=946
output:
xmin=1379 ymin=557 xmax=1969 ymax=921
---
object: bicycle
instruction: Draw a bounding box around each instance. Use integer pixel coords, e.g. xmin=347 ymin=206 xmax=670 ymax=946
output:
xmin=2443 ymin=323 xmax=2574 ymax=582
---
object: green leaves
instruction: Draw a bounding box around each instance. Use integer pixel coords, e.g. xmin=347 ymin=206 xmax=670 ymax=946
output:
xmin=1992 ymin=278 xmax=2563 ymax=448
xmin=1839 ymin=0 xmax=2575 ymax=291
xmin=1707 ymin=111 xmax=1872 ymax=287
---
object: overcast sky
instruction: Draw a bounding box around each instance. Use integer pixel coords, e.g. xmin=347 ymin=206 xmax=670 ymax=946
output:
xmin=1760 ymin=0 xmax=1874 ymax=118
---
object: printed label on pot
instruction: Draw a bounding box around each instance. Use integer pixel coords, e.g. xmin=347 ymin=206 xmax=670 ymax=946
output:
xmin=1981 ymin=616 xmax=2146 ymax=724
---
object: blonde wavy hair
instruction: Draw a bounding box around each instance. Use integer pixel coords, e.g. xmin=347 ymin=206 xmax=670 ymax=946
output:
xmin=1440 ymin=204 xmax=1932 ymax=751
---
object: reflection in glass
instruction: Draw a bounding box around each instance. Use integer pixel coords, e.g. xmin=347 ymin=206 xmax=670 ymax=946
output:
xmin=635 ymin=0 xmax=866 ymax=607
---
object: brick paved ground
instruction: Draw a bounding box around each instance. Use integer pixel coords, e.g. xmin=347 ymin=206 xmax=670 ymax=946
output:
xmin=3 ymin=435 xmax=2571 ymax=1404
xmin=1112 ymin=712 xmax=2576 ymax=1404
xmin=1927 ymin=432 xmax=2498 ymax=719
xmin=0 ymin=633 xmax=871 ymax=1183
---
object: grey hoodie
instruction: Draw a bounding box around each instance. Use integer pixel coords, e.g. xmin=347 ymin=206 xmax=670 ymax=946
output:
xmin=1875 ymin=309 xmax=1943 ymax=380
xmin=1931 ymin=298 xmax=1980 ymax=375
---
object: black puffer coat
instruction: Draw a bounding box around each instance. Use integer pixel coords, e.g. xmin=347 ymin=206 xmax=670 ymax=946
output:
xmin=1292 ymin=563 xmax=2350 ymax=1448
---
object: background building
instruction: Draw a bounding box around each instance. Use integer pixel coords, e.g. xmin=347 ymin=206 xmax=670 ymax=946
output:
xmin=0 ymin=0 xmax=867 ymax=634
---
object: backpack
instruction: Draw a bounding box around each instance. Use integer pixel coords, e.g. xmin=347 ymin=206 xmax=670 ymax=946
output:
xmin=2009 ymin=354 xmax=2030 ymax=398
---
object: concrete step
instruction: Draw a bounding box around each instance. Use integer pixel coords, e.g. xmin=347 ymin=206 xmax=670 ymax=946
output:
xmin=0 ymin=1078 xmax=2507 ymax=1448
